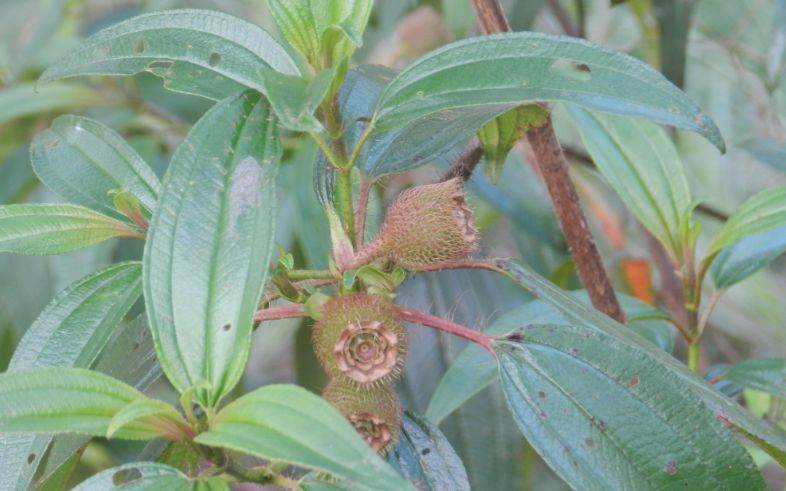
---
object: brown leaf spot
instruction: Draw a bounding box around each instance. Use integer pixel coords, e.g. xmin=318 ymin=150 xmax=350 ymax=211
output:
xmin=538 ymin=390 xmax=546 ymax=399
xmin=585 ymin=437 xmax=596 ymax=448
xmin=629 ymin=375 xmax=640 ymax=388
xmin=27 ymin=453 xmax=35 ymax=464
xmin=664 ymin=460 xmax=678 ymax=475
xmin=222 ymin=323 xmax=232 ymax=332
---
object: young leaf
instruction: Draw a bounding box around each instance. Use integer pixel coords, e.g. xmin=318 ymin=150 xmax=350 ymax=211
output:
xmin=340 ymin=65 xmax=489 ymax=177
xmin=194 ymin=384 xmax=413 ymax=491
xmin=143 ymin=90 xmax=280 ymax=408
xmin=0 ymin=367 xmax=170 ymax=440
xmin=31 ymin=115 xmax=161 ymax=217
xmin=493 ymin=258 xmax=786 ymax=468
xmin=705 ymin=185 xmax=786 ymax=259
xmin=72 ymin=462 xmax=229 ymax=491
xmin=568 ymin=106 xmax=694 ymax=260
xmin=720 ymin=359 xmax=786 ymax=399
xmin=387 ymin=412 xmax=470 ymax=491
xmin=710 ymin=225 xmax=786 ymax=289
xmin=0 ymin=204 xmax=141 ymax=255
xmin=495 ymin=325 xmax=764 ymax=490
xmin=106 ymin=398 xmax=191 ymax=440
xmin=39 ymin=9 xmax=299 ymax=101
xmin=425 ymin=292 xmax=675 ymax=424
xmin=477 ymin=105 xmax=548 ymax=183
xmin=268 ymin=0 xmax=372 ymax=68
xmin=374 ymin=32 xmax=725 ymax=152
xmin=0 ymin=82 xmax=103 ymax=126
xmin=0 ymin=262 xmax=142 ymax=491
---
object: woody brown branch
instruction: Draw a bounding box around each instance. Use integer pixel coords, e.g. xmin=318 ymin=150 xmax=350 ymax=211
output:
xmin=469 ymin=0 xmax=626 ymax=323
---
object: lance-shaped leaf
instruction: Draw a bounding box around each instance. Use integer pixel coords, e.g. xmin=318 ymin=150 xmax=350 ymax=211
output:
xmin=711 ymin=225 xmax=786 ymax=289
xmin=0 ymin=262 xmax=143 ymax=491
xmin=72 ymin=462 xmax=229 ymax=491
xmin=493 ymin=258 xmax=786 ymax=468
xmin=387 ymin=412 xmax=470 ymax=491
xmin=0 ymin=204 xmax=141 ymax=255
xmin=705 ymin=185 xmax=786 ymax=259
xmin=31 ymin=115 xmax=161 ymax=217
xmin=269 ymin=0 xmax=372 ymax=67
xmin=568 ymin=106 xmax=695 ymax=260
xmin=0 ymin=82 xmax=103 ymax=126
xmin=495 ymin=325 xmax=763 ymax=490
xmin=719 ymin=359 xmax=786 ymax=399
xmin=194 ymin=384 xmax=413 ymax=491
xmin=143 ymin=90 xmax=280 ymax=408
xmin=40 ymin=9 xmax=298 ymax=100
xmin=340 ymin=65 xmax=489 ymax=177
xmin=0 ymin=368 xmax=177 ymax=440
xmin=374 ymin=32 xmax=725 ymax=151
xmin=425 ymin=291 xmax=675 ymax=424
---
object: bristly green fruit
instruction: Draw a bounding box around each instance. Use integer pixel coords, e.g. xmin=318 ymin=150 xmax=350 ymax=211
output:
xmin=313 ymin=293 xmax=407 ymax=387
xmin=322 ymin=378 xmax=402 ymax=455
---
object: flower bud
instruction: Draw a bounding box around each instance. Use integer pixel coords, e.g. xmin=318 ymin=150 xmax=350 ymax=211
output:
xmin=313 ymin=294 xmax=407 ymax=387
xmin=323 ymin=379 xmax=402 ymax=454
xmin=377 ymin=178 xmax=478 ymax=270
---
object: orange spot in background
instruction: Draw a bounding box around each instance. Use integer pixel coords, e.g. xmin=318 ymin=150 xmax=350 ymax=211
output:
xmin=621 ymin=258 xmax=655 ymax=305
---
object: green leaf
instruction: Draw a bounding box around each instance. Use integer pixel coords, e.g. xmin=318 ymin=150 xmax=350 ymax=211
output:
xmin=425 ymin=291 xmax=675 ymax=424
xmin=374 ymin=32 xmax=725 ymax=152
xmin=705 ymin=185 xmax=786 ymax=259
xmin=0 ymin=367 xmax=168 ymax=440
xmin=387 ymin=412 xmax=470 ymax=491
xmin=194 ymin=384 xmax=413 ymax=491
xmin=72 ymin=462 xmax=229 ymax=491
xmin=40 ymin=9 xmax=298 ymax=99
xmin=106 ymin=398 xmax=190 ymax=440
xmin=263 ymin=67 xmax=335 ymax=132
xmin=268 ymin=0 xmax=372 ymax=67
xmin=143 ymin=90 xmax=280 ymax=408
xmin=568 ymin=106 xmax=694 ymax=259
xmin=0 ymin=263 xmax=144 ymax=491
xmin=710 ymin=225 xmax=786 ymax=289
xmin=31 ymin=115 xmax=161 ymax=217
xmin=0 ymin=82 xmax=103 ymax=126
xmin=496 ymin=325 xmax=763 ymax=490
xmin=721 ymin=359 xmax=786 ymax=399
xmin=477 ymin=105 xmax=548 ymax=183
xmin=0 ymin=204 xmax=141 ymax=255
xmin=493 ymin=258 xmax=786 ymax=469
xmin=340 ymin=65 xmax=489 ymax=177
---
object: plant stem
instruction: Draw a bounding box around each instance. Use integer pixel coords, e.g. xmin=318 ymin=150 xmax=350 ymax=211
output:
xmin=254 ymin=304 xmax=307 ymax=322
xmin=309 ymin=131 xmax=343 ymax=170
xmin=396 ymin=306 xmax=495 ymax=355
xmin=687 ymin=341 xmax=700 ymax=372
xmin=337 ymin=168 xmax=356 ymax=243
xmin=470 ymin=0 xmax=625 ymax=324
xmin=442 ymin=138 xmax=484 ymax=182
xmin=355 ymin=177 xmax=372 ymax=245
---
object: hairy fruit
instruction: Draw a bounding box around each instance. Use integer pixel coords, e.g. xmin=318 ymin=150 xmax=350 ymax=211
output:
xmin=323 ymin=379 xmax=402 ymax=454
xmin=313 ymin=293 xmax=407 ymax=387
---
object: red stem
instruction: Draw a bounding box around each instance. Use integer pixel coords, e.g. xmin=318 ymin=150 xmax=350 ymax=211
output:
xmin=355 ymin=177 xmax=372 ymax=246
xmin=396 ymin=305 xmax=495 ymax=356
xmin=254 ymin=304 xmax=307 ymax=322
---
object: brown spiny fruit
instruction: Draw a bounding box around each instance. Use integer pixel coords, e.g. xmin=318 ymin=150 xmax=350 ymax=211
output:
xmin=377 ymin=178 xmax=478 ymax=270
xmin=313 ymin=293 xmax=407 ymax=387
xmin=323 ymin=379 xmax=402 ymax=454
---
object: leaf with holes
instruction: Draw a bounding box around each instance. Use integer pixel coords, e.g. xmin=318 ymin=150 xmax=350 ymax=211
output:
xmin=0 ymin=262 xmax=143 ymax=491
xmin=496 ymin=325 xmax=763 ymax=490
xmin=0 ymin=204 xmax=142 ymax=255
xmin=40 ymin=9 xmax=298 ymax=100
xmin=705 ymin=185 xmax=786 ymax=260
xmin=387 ymin=412 xmax=470 ymax=491
xmin=194 ymin=384 xmax=413 ymax=491
xmin=72 ymin=462 xmax=229 ymax=490
xmin=31 ymin=115 xmax=161 ymax=217
xmin=143 ymin=90 xmax=280 ymax=408
xmin=425 ymin=291 xmax=675 ymax=424
xmin=568 ymin=106 xmax=695 ymax=260
xmin=0 ymin=368 xmax=179 ymax=440
xmin=711 ymin=225 xmax=786 ymax=289
xmin=374 ymin=32 xmax=725 ymax=151
xmin=494 ymin=258 xmax=786 ymax=468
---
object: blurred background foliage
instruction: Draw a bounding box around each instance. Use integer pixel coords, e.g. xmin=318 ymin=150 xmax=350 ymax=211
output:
xmin=1 ymin=0 xmax=785 ymax=489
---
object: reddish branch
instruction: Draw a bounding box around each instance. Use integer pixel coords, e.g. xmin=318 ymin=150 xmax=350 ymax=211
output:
xmin=355 ymin=177 xmax=372 ymax=246
xmin=254 ymin=304 xmax=307 ymax=322
xmin=441 ymin=138 xmax=484 ymax=181
xmin=469 ymin=0 xmax=626 ymax=323
xmin=396 ymin=305 xmax=495 ymax=355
